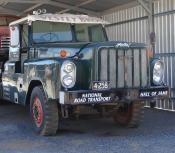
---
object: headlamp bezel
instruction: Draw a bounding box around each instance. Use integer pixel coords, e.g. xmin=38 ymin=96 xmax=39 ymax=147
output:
xmin=61 ymin=61 xmax=76 ymax=88
xmin=151 ymin=59 xmax=164 ymax=86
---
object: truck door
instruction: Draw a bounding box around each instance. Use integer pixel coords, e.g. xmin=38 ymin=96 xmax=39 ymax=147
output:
xmin=2 ymin=25 xmax=28 ymax=104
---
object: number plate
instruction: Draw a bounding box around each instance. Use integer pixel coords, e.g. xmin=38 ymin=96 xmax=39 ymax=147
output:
xmin=139 ymin=88 xmax=169 ymax=98
xmin=92 ymin=81 xmax=109 ymax=90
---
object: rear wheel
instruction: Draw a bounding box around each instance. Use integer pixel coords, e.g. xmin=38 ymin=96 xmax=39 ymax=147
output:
xmin=30 ymin=86 xmax=59 ymax=136
xmin=113 ymin=101 xmax=144 ymax=128
xmin=0 ymin=83 xmax=3 ymax=104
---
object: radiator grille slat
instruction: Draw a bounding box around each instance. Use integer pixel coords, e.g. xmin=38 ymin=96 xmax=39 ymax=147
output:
xmin=141 ymin=50 xmax=148 ymax=87
xmin=109 ymin=48 xmax=116 ymax=88
xmin=97 ymin=47 xmax=148 ymax=88
xmin=125 ymin=50 xmax=133 ymax=87
xmin=100 ymin=49 xmax=108 ymax=81
xmin=133 ymin=49 xmax=140 ymax=87
xmin=118 ymin=50 xmax=125 ymax=87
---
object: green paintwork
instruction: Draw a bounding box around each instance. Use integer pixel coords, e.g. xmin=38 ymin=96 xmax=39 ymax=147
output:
xmin=1 ymin=42 xmax=93 ymax=105
xmin=0 ymin=18 xmax=167 ymax=106
xmin=1 ymin=41 xmax=147 ymax=105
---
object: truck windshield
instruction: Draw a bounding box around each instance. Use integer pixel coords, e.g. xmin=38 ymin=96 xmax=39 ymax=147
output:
xmin=33 ymin=21 xmax=72 ymax=43
xmin=32 ymin=21 xmax=107 ymax=43
xmin=75 ymin=24 xmax=107 ymax=42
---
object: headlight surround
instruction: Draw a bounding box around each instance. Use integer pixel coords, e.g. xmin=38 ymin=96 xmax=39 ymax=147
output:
xmin=151 ymin=59 xmax=164 ymax=86
xmin=61 ymin=61 xmax=76 ymax=88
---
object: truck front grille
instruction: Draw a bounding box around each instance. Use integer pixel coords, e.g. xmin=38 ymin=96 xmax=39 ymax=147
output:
xmin=95 ymin=47 xmax=149 ymax=88
xmin=1 ymin=37 xmax=10 ymax=49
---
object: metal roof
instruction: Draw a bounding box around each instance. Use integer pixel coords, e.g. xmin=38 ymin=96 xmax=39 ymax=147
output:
xmin=0 ymin=0 xmax=137 ymax=17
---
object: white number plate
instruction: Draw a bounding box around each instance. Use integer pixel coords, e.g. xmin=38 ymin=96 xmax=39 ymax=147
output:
xmin=92 ymin=81 xmax=109 ymax=90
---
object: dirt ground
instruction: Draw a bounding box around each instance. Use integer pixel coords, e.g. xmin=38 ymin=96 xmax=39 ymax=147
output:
xmin=0 ymin=102 xmax=175 ymax=153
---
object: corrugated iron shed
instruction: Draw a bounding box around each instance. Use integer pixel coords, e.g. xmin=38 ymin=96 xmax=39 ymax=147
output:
xmin=0 ymin=0 xmax=150 ymax=17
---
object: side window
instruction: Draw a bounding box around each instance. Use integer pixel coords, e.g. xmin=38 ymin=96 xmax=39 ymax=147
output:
xmin=75 ymin=24 xmax=89 ymax=42
xmin=21 ymin=24 xmax=28 ymax=48
xmin=90 ymin=26 xmax=105 ymax=42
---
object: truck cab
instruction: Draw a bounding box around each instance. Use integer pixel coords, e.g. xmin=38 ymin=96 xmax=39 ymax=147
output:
xmin=0 ymin=13 xmax=169 ymax=136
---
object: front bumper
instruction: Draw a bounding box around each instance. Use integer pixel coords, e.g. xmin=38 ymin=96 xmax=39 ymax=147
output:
xmin=59 ymin=86 xmax=169 ymax=105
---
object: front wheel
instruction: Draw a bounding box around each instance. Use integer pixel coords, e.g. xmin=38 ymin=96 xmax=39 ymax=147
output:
xmin=113 ymin=101 xmax=144 ymax=128
xmin=30 ymin=86 xmax=59 ymax=136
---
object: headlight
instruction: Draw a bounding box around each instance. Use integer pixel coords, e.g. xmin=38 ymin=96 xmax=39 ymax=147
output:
xmin=61 ymin=61 xmax=76 ymax=88
xmin=151 ymin=59 xmax=164 ymax=86
xmin=62 ymin=75 xmax=74 ymax=86
xmin=63 ymin=63 xmax=74 ymax=73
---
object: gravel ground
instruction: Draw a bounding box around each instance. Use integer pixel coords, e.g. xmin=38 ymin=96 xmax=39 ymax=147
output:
xmin=0 ymin=102 xmax=175 ymax=153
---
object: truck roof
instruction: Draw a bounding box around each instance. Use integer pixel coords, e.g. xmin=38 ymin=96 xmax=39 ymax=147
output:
xmin=9 ymin=13 xmax=109 ymax=26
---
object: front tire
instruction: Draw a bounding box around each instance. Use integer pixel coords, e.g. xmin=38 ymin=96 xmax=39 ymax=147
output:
xmin=30 ymin=86 xmax=59 ymax=136
xmin=113 ymin=101 xmax=144 ymax=128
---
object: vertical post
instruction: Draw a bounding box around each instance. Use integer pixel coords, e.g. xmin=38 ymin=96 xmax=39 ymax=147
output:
xmin=148 ymin=0 xmax=155 ymax=55
xmin=137 ymin=0 xmax=155 ymax=54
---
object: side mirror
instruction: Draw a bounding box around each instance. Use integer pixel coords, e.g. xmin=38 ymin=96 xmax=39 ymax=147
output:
xmin=9 ymin=26 xmax=20 ymax=61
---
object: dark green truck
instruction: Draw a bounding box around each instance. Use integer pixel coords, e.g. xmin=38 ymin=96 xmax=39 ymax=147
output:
xmin=0 ymin=13 xmax=169 ymax=136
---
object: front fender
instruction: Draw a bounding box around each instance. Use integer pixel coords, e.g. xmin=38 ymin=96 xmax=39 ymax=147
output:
xmin=24 ymin=59 xmax=61 ymax=101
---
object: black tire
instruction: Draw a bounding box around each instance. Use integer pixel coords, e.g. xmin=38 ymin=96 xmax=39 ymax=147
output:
xmin=0 ymin=83 xmax=3 ymax=104
xmin=30 ymin=86 xmax=59 ymax=136
xmin=113 ymin=101 xmax=144 ymax=128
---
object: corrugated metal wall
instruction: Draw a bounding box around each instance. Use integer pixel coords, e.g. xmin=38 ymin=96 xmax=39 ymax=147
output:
xmin=103 ymin=0 xmax=175 ymax=111
xmin=103 ymin=5 xmax=147 ymax=43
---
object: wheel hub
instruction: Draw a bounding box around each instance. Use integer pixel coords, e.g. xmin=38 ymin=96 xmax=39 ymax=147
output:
xmin=32 ymin=97 xmax=43 ymax=127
